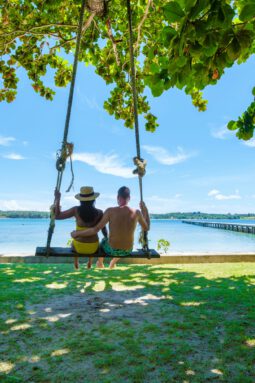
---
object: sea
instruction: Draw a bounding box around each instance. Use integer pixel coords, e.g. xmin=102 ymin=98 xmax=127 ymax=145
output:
xmin=1 ymin=218 xmax=255 ymax=255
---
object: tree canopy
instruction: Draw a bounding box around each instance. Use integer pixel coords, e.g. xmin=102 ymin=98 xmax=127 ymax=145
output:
xmin=0 ymin=0 xmax=255 ymax=138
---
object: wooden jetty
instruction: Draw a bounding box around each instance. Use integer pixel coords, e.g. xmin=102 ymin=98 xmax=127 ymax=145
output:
xmin=182 ymin=220 xmax=255 ymax=234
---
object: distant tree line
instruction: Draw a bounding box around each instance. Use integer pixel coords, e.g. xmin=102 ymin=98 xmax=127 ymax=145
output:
xmin=1 ymin=210 xmax=255 ymax=220
xmin=150 ymin=212 xmax=255 ymax=220
xmin=0 ymin=211 xmax=50 ymax=218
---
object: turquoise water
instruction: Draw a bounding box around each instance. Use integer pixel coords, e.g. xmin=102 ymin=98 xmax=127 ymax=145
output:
xmin=1 ymin=218 xmax=255 ymax=255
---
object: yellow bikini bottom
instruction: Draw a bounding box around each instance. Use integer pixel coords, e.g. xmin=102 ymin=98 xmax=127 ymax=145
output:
xmin=73 ymin=240 xmax=99 ymax=254
xmin=72 ymin=225 xmax=99 ymax=255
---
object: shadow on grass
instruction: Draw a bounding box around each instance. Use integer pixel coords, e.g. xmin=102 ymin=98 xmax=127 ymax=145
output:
xmin=0 ymin=263 xmax=255 ymax=382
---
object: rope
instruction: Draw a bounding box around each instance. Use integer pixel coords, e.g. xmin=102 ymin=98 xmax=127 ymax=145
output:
xmin=126 ymin=0 xmax=149 ymax=254
xmin=46 ymin=0 xmax=86 ymax=256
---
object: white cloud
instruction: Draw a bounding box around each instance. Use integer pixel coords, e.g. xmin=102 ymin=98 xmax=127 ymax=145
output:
xmin=142 ymin=145 xmax=194 ymax=165
xmin=3 ymin=153 xmax=25 ymax=160
xmin=208 ymin=189 xmax=241 ymax=201
xmin=244 ymin=138 xmax=255 ymax=147
xmin=0 ymin=199 xmax=49 ymax=211
xmin=72 ymin=152 xmax=135 ymax=178
xmin=0 ymin=136 xmax=15 ymax=146
xmin=208 ymin=189 xmax=220 ymax=196
xmin=211 ymin=125 xmax=231 ymax=140
xmin=215 ymin=194 xmax=241 ymax=201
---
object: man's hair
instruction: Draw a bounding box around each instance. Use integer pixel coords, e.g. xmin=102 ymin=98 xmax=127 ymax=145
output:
xmin=118 ymin=186 xmax=130 ymax=199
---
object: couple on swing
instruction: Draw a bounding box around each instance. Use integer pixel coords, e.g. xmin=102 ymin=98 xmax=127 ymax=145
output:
xmin=54 ymin=186 xmax=150 ymax=269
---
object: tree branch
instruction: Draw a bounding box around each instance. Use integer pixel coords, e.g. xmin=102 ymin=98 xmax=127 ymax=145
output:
xmin=134 ymin=0 xmax=153 ymax=51
xmin=0 ymin=23 xmax=79 ymax=38
xmin=49 ymin=13 xmax=95 ymax=52
xmin=106 ymin=18 xmax=120 ymax=66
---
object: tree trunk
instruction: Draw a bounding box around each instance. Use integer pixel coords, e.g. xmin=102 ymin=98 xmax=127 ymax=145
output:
xmin=86 ymin=0 xmax=106 ymax=16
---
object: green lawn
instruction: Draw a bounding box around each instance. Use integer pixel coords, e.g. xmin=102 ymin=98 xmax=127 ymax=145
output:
xmin=0 ymin=263 xmax=255 ymax=383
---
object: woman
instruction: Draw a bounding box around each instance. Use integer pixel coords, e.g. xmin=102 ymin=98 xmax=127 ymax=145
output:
xmin=54 ymin=186 xmax=107 ymax=269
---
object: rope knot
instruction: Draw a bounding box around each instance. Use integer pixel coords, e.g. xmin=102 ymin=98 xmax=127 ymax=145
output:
xmin=133 ymin=156 xmax=146 ymax=177
xmin=56 ymin=142 xmax=74 ymax=172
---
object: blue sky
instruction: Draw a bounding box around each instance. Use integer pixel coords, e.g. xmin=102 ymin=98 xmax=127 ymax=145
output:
xmin=1 ymin=55 xmax=255 ymax=214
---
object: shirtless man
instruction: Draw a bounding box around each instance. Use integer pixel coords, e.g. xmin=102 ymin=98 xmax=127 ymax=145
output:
xmin=71 ymin=186 xmax=150 ymax=269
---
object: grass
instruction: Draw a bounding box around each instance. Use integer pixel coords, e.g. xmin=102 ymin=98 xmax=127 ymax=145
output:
xmin=0 ymin=263 xmax=255 ymax=382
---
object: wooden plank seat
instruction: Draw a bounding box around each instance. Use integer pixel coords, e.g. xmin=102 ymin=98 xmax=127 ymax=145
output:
xmin=35 ymin=247 xmax=160 ymax=259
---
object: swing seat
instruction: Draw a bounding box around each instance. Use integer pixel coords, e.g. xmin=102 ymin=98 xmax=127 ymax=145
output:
xmin=35 ymin=247 xmax=160 ymax=259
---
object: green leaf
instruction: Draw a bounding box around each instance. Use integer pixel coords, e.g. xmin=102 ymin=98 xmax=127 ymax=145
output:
xmin=252 ymin=87 xmax=255 ymax=97
xmin=189 ymin=0 xmax=209 ymax=21
xmin=239 ymin=3 xmax=255 ymax=22
xmin=150 ymin=80 xmax=165 ymax=97
xmin=203 ymin=34 xmax=218 ymax=57
xmin=163 ymin=2 xmax=185 ymax=22
xmin=161 ymin=26 xmax=177 ymax=46
xmin=227 ymin=38 xmax=241 ymax=61
xmin=227 ymin=120 xmax=237 ymax=131
xmin=150 ymin=63 xmax=160 ymax=74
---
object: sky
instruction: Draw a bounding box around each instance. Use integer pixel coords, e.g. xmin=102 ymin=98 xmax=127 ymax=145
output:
xmin=1 ymin=54 xmax=255 ymax=214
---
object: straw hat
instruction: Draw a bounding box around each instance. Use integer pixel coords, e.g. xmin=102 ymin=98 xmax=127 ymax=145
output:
xmin=75 ymin=186 xmax=100 ymax=201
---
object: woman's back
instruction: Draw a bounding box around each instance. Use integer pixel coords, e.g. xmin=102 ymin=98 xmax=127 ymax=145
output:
xmin=74 ymin=203 xmax=103 ymax=243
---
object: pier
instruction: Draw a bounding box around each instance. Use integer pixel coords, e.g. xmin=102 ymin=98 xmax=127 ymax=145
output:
xmin=182 ymin=220 xmax=255 ymax=234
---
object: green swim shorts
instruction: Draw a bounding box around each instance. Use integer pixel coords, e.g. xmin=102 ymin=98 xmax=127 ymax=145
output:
xmin=101 ymin=238 xmax=132 ymax=257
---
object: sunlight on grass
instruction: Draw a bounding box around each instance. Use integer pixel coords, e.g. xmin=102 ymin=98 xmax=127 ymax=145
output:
xmin=111 ymin=284 xmax=144 ymax=291
xmin=100 ymin=308 xmax=110 ymax=313
xmin=5 ymin=318 xmax=17 ymax=324
xmin=14 ymin=277 xmax=44 ymax=283
xmin=92 ymin=281 xmax=106 ymax=292
xmin=45 ymin=313 xmax=72 ymax=322
xmin=21 ymin=355 xmax=41 ymax=363
xmin=2 ymin=269 xmax=15 ymax=275
xmin=80 ymin=281 xmax=91 ymax=292
xmin=10 ymin=323 xmax=31 ymax=331
xmin=51 ymin=348 xmax=70 ymax=357
xmin=0 ymin=361 xmax=14 ymax=373
xmin=246 ymin=339 xmax=255 ymax=347
xmin=181 ymin=301 xmax=205 ymax=306
xmin=124 ymin=293 xmax=166 ymax=306
xmin=46 ymin=282 xmax=68 ymax=289
xmin=211 ymin=369 xmax=223 ymax=375
xmin=186 ymin=369 xmax=195 ymax=376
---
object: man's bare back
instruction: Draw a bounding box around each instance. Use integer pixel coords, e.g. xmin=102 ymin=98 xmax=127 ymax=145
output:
xmin=105 ymin=206 xmax=143 ymax=250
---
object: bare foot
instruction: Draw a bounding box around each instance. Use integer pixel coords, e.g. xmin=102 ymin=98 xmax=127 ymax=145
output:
xmin=96 ymin=261 xmax=104 ymax=268
xmin=87 ymin=260 xmax=92 ymax=269
xmin=109 ymin=258 xmax=119 ymax=269
xmin=74 ymin=257 xmax=79 ymax=270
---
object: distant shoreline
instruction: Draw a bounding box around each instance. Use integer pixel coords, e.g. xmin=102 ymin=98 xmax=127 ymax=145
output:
xmin=1 ymin=211 xmax=255 ymax=220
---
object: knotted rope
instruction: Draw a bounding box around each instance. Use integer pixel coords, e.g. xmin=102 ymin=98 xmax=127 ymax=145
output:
xmin=46 ymin=0 xmax=86 ymax=256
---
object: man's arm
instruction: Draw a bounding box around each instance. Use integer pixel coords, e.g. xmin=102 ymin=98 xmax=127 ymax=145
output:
xmin=71 ymin=209 xmax=110 ymax=239
xmin=137 ymin=202 xmax=150 ymax=231
xmin=54 ymin=190 xmax=75 ymax=220
xmin=97 ymin=209 xmax=108 ymax=238
xmin=101 ymin=226 xmax=108 ymax=238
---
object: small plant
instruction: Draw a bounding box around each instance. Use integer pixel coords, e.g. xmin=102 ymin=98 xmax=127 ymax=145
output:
xmin=157 ymin=238 xmax=170 ymax=254
xmin=67 ymin=239 xmax=72 ymax=247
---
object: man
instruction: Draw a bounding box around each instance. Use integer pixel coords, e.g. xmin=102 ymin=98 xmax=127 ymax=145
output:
xmin=71 ymin=186 xmax=150 ymax=268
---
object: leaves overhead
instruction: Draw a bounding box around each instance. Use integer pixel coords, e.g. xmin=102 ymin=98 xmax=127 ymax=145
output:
xmin=0 ymin=0 xmax=255 ymax=137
